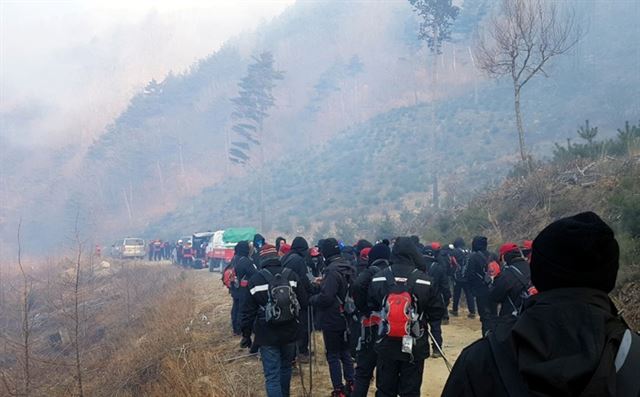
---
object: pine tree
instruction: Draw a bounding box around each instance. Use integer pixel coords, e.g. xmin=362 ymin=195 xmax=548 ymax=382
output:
xmin=229 ymin=52 xmax=284 ymax=230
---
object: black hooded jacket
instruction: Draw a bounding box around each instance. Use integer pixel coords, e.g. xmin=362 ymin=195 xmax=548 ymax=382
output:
xmin=282 ymin=237 xmax=312 ymax=297
xmin=490 ymin=252 xmax=531 ymax=316
xmin=352 ymin=258 xmax=391 ymax=316
xmin=425 ymin=255 xmax=452 ymax=307
xmin=310 ymin=255 xmax=356 ymax=332
xmin=240 ymin=258 xmax=307 ymax=347
xmin=468 ymin=236 xmax=498 ymax=295
xmin=442 ymin=288 xmax=629 ymax=397
xmin=368 ymin=238 xmax=444 ymax=361
xmin=232 ymin=241 xmax=256 ymax=294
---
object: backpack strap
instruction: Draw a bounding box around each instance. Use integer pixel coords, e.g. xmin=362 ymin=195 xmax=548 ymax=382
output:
xmin=487 ymin=333 xmax=531 ymax=397
xmin=615 ymin=329 xmax=640 ymax=397
xmin=260 ymin=268 xmax=274 ymax=283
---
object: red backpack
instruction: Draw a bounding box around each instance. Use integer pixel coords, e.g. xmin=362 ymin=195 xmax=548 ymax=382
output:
xmin=380 ymin=268 xmax=421 ymax=339
xmin=222 ymin=264 xmax=237 ymax=288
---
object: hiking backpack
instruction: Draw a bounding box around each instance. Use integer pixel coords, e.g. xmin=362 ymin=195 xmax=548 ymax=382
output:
xmin=504 ymin=264 xmax=537 ymax=316
xmin=379 ymin=268 xmax=422 ymax=339
xmin=260 ymin=268 xmax=300 ymax=325
xmin=453 ymin=249 xmax=471 ymax=282
xmin=222 ymin=263 xmax=237 ymax=289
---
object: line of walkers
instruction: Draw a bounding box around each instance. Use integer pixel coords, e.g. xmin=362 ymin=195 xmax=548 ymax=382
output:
xmin=221 ymin=211 xmax=639 ymax=397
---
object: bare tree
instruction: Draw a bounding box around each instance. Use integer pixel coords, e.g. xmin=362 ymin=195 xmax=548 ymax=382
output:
xmin=475 ymin=0 xmax=581 ymax=164
xmin=17 ymin=221 xmax=32 ymax=397
xmin=72 ymin=216 xmax=85 ymax=397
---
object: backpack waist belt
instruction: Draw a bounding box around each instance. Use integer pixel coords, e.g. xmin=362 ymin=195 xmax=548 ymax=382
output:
xmin=362 ymin=314 xmax=382 ymax=327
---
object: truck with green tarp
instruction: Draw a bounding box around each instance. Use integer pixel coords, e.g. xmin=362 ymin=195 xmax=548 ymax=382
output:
xmin=207 ymin=227 xmax=257 ymax=272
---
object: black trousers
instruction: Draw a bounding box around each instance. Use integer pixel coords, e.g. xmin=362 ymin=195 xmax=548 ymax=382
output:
xmin=353 ymin=345 xmax=377 ymax=397
xmin=375 ymin=357 xmax=425 ymax=397
xmin=475 ymin=293 xmax=497 ymax=336
xmin=452 ymin=281 xmax=476 ymax=314
xmin=297 ymin=308 xmax=309 ymax=355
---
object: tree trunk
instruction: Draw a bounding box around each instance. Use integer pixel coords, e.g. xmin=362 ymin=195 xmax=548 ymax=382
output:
xmin=431 ymin=52 xmax=440 ymax=209
xmin=513 ymin=85 xmax=527 ymax=163
xmin=259 ymin=123 xmax=265 ymax=233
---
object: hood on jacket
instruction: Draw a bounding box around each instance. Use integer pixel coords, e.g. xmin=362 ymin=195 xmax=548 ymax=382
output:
xmin=453 ymin=237 xmax=466 ymax=248
xmin=235 ymin=241 xmax=250 ymax=257
xmin=355 ymin=239 xmax=373 ymax=253
xmin=253 ymin=233 xmax=265 ymax=248
xmin=291 ymin=236 xmax=309 ymax=253
xmin=392 ymin=237 xmax=427 ymax=270
xmin=506 ymin=288 xmax=626 ymax=396
xmin=472 ymin=236 xmax=488 ymax=252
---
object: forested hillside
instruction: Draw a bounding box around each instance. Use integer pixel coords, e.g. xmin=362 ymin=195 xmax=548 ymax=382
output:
xmin=2 ymin=0 xmax=638 ymax=251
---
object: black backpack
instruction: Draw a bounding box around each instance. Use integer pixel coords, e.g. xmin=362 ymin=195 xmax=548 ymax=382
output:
xmin=453 ymin=249 xmax=471 ymax=282
xmin=260 ymin=268 xmax=300 ymax=325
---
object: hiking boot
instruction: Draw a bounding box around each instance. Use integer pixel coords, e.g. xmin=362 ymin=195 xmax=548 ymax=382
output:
xmin=331 ymin=387 xmax=347 ymax=397
xmin=346 ymin=380 xmax=355 ymax=395
xmin=450 ymin=310 xmax=459 ymax=317
xmin=467 ymin=312 xmax=476 ymax=319
xmin=442 ymin=318 xmax=450 ymax=325
xmin=431 ymin=349 xmax=442 ymax=359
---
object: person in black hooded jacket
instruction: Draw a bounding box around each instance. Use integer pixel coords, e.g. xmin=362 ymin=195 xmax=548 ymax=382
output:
xmin=252 ymin=233 xmax=266 ymax=269
xmin=233 ymin=241 xmax=256 ymax=331
xmin=240 ymin=244 xmax=307 ymax=397
xmin=310 ymin=238 xmax=356 ymax=397
xmin=490 ymin=242 xmax=532 ymax=317
xmin=423 ymin=243 xmax=451 ymax=358
xmin=442 ymin=212 xmax=639 ymax=397
xmin=368 ymin=237 xmax=444 ymax=397
xmin=350 ymin=243 xmax=391 ymax=397
xmin=467 ymin=236 xmax=498 ymax=336
xmin=282 ymin=236 xmax=312 ymax=359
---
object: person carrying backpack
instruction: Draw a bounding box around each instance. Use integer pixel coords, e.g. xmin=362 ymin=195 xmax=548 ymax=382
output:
xmin=467 ymin=236 xmax=498 ymax=336
xmin=350 ymin=243 xmax=391 ymax=397
xmin=423 ymin=243 xmax=451 ymax=358
xmin=489 ymin=242 xmax=534 ymax=317
xmin=310 ymin=238 xmax=356 ymax=397
xmin=450 ymin=237 xmax=476 ymax=319
xmin=368 ymin=237 xmax=444 ymax=397
xmin=222 ymin=242 xmax=248 ymax=335
xmin=240 ymin=244 xmax=307 ymax=397
xmin=232 ymin=241 xmax=257 ymax=338
xmin=282 ymin=236 xmax=313 ymax=362
xmin=443 ymin=212 xmax=640 ymax=397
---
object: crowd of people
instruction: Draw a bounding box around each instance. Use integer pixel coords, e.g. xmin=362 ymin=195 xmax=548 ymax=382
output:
xmin=146 ymin=239 xmax=174 ymax=261
xmin=220 ymin=212 xmax=639 ymax=397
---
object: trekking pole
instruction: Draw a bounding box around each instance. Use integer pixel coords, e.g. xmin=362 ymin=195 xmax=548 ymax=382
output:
xmin=427 ymin=328 xmax=453 ymax=372
xmin=224 ymin=352 xmax=258 ymax=362
xmin=308 ymin=308 xmax=313 ymax=396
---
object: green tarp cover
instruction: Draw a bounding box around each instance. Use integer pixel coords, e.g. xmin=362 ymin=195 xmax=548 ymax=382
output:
xmin=222 ymin=227 xmax=257 ymax=244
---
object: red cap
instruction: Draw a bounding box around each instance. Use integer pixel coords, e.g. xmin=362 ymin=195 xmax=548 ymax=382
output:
xmin=431 ymin=242 xmax=442 ymax=250
xmin=360 ymin=247 xmax=372 ymax=261
xmin=499 ymin=242 xmax=520 ymax=258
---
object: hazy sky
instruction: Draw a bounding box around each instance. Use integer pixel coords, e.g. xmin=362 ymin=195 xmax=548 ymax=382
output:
xmin=0 ymin=0 xmax=295 ymax=146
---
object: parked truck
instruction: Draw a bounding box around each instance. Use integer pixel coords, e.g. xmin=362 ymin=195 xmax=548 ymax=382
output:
xmin=207 ymin=227 xmax=257 ymax=272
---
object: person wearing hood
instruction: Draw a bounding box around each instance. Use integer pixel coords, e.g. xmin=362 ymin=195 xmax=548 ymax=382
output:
xmin=450 ymin=237 xmax=476 ymax=319
xmin=275 ymin=236 xmax=287 ymax=252
xmin=252 ymin=233 xmax=266 ymax=268
xmin=240 ymin=244 xmax=307 ymax=397
xmin=467 ymin=236 xmax=498 ymax=336
xmin=350 ymin=243 xmax=391 ymax=397
xmin=368 ymin=237 xmax=444 ymax=397
xmin=231 ymin=241 xmax=257 ymax=335
xmin=424 ymin=243 xmax=451 ymax=358
xmin=310 ymin=238 xmax=356 ymax=397
xmin=443 ymin=212 xmax=640 ymax=397
xmin=282 ymin=236 xmax=312 ymax=361
xmin=489 ymin=242 xmax=533 ymax=317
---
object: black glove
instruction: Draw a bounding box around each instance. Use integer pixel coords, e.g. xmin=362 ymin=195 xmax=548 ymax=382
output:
xmin=240 ymin=336 xmax=252 ymax=349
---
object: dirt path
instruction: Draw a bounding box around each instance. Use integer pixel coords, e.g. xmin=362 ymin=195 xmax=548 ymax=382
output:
xmin=190 ymin=268 xmax=482 ymax=396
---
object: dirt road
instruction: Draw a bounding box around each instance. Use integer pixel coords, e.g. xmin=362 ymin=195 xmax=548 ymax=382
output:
xmin=191 ymin=268 xmax=482 ymax=396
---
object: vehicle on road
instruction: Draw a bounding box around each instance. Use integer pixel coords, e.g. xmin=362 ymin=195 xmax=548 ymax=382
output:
xmin=111 ymin=238 xmax=146 ymax=259
xmin=192 ymin=231 xmax=215 ymax=269
xmin=207 ymin=227 xmax=257 ymax=272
